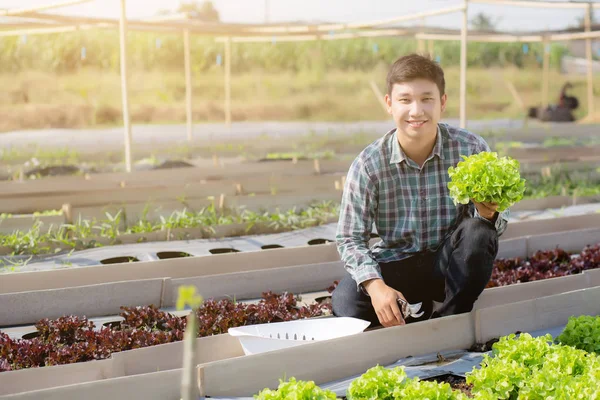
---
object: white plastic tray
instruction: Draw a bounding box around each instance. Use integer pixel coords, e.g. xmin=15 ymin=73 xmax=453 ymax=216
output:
xmin=228 ymin=317 xmax=371 ymax=355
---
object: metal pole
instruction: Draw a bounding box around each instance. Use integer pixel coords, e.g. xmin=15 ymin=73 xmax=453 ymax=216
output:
xmin=585 ymin=3 xmax=594 ymax=118
xmin=224 ymin=36 xmax=232 ymax=127
xmin=119 ymin=0 xmax=132 ymax=172
xmin=542 ymin=37 xmax=550 ymax=109
xmin=460 ymin=0 xmax=468 ymax=129
xmin=184 ymin=28 xmax=193 ymax=141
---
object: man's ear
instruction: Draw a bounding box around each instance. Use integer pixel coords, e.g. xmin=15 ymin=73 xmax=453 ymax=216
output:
xmin=384 ymin=93 xmax=393 ymax=115
xmin=440 ymin=93 xmax=448 ymax=113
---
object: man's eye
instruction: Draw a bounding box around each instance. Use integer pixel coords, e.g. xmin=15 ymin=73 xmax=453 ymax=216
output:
xmin=399 ymin=99 xmax=409 ymax=103
xmin=424 ymin=97 xmax=434 ymax=101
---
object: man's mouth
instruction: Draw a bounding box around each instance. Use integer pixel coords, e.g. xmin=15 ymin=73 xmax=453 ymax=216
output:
xmin=406 ymin=120 xmax=427 ymax=128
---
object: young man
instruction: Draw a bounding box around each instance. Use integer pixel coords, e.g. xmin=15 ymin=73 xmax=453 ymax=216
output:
xmin=332 ymin=54 xmax=509 ymax=328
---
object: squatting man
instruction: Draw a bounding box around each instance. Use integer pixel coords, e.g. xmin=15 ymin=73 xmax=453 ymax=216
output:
xmin=332 ymin=53 xmax=509 ymax=328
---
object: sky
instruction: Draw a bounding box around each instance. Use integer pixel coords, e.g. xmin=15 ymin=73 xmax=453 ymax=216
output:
xmin=3 ymin=0 xmax=597 ymax=32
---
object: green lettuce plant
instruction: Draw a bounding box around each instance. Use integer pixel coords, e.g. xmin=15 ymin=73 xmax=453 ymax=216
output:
xmin=254 ymin=377 xmax=338 ymax=400
xmin=467 ymin=332 xmax=600 ymax=399
xmin=447 ymin=151 xmax=526 ymax=212
xmin=347 ymin=365 xmax=407 ymax=400
xmin=556 ymin=315 xmax=600 ymax=354
xmin=392 ymin=378 xmax=468 ymax=399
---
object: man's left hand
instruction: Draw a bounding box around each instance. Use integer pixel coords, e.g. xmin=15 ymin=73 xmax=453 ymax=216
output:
xmin=472 ymin=200 xmax=499 ymax=221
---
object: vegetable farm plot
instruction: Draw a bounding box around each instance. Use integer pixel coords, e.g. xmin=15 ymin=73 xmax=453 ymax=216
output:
xmin=1 ymin=228 xmax=600 ymax=396
xmin=3 ymin=284 xmax=600 ymax=399
xmin=1 ymin=138 xmax=599 ymax=397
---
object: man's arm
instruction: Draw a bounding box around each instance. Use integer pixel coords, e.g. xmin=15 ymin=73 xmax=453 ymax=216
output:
xmin=335 ymin=159 xmax=381 ymax=291
xmin=472 ymin=205 xmax=509 ymax=236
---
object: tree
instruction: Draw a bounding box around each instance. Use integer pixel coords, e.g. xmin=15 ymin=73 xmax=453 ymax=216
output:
xmin=157 ymin=1 xmax=220 ymax=22
xmin=573 ymin=8 xmax=595 ymax=29
xmin=470 ymin=12 xmax=500 ymax=31
xmin=178 ymin=1 xmax=220 ymax=22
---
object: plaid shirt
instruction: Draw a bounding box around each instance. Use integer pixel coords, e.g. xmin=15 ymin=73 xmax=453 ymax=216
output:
xmin=336 ymin=122 xmax=509 ymax=288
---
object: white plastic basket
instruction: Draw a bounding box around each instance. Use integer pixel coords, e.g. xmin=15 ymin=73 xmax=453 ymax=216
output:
xmin=228 ymin=317 xmax=371 ymax=355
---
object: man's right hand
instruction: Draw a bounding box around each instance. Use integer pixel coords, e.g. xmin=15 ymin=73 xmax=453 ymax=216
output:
xmin=363 ymin=278 xmax=407 ymax=327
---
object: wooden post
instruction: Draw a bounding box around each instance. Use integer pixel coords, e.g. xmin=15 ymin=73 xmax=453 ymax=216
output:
xmin=459 ymin=0 xmax=468 ymax=129
xmin=542 ymin=37 xmax=550 ymax=109
xmin=119 ymin=0 xmax=133 ymax=173
xmin=184 ymin=29 xmax=193 ymax=141
xmin=417 ymin=17 xmax=425 ymax=54
xmin=585 ymin=3 xmax=594 ymax=118
xmin=224 ymin=36 xmax=232 ymax=127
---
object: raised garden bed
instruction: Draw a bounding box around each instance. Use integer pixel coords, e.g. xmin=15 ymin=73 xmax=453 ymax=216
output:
xmin=0 ymin=291 xmax=331 ymax=373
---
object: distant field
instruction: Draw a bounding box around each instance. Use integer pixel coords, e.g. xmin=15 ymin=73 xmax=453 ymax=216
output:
xmin=0 ymin=64 xmax=597 ymax=132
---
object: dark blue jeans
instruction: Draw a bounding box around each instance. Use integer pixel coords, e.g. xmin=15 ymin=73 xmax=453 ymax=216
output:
xmin=331 ymin=217 xmax=499 ymax=327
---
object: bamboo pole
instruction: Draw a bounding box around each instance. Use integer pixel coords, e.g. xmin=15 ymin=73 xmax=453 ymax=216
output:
xmin=224 ymin=36 xmax=232 ymax=127
xmin=244 ymin=4 xmax=467 ymax=33
xmin=460 ymin=0 xmax=468 ymax=129
xmin=416 ymin=32 xmax=544 ymax=42
xmin=542 ymin=38 xmax=550 ymax=109
xmin=216 ymin=29 xmax=411 ymax=43
xmin=184 ymin=28 xmax=193 ymax=141
xmin=369 ymin=80 xmax=389 ymax=114
xmin=0 ymin=0 xmax=93 ymax=16
xmin=469 ymin=0 xmax=588 ymax=8
xmin=428 ymin=40 xmax=434 ymax=58
xmin=119 ymin=0 xmax=133 ymax=173
xmin=585 ymin=3 xmax=594 ymax=118
xmin=417 ymin=18 xmax=425 ymax=54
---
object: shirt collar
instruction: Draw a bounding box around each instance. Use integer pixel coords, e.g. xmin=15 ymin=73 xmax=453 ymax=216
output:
xmin=389 ymin=124 xmax=445 ymax=165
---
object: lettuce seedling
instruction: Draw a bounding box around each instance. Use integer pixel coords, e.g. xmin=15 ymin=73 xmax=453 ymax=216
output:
xmin=448 ymin=151 xmax=526 ymax=212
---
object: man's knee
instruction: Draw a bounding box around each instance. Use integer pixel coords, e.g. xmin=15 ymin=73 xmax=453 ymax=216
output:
xmin=331 ymin=275 xmax=378 ymax=325
xmin=454 ymin=217 xmax=498 ymax=257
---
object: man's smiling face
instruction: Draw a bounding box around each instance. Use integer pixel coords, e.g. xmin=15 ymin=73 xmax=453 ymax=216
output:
xmin=385 ymin=78 xmax=447 ymax=144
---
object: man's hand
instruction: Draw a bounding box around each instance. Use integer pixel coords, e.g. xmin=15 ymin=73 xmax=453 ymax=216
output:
xmin=363 ymin=279 xmax=407 ymax=327
xmin=472 ymin=200 xmax=499 ymax=221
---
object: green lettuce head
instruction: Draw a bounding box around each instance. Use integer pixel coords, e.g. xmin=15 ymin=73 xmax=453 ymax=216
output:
xmin=447 ymin=151 xmax=526 ymax=212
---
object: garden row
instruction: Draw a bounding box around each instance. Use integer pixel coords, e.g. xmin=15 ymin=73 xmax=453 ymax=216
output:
xmin=2 ymin=186 xmax=600 ymax=257
xmin=7 ymin=275 xmax=597 ymax=399
xmin=255 ymin=315 xmax=600 ymax=399
xmin=2 ymin=241 xmax=600 ymax=372
xmin=1 ymin=225 xmax=600 ymax=397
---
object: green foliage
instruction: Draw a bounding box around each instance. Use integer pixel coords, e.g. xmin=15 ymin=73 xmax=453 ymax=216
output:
xmin=254 ymin=377 xmax=338 ymax=400
xmin=0 ymin=201 xmax=340 ymax=257
xmin=448 ymin=151 xmax=526 ymax=212
xmin=393 ymin=378 xmax=468 ymax=399
xmin=0 ymin=30 xmax=568 ymax=74
xmin=467 ymin=332 xmax=600 ymax=399
xmin=557 ymin=315 xmax=600 ymax=354
xmin=347 ymin=365 xmax=407 ymax=400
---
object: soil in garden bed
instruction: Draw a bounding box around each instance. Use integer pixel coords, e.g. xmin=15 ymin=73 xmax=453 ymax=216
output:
xmin=424 ymin=374 xmax=473 ymax=397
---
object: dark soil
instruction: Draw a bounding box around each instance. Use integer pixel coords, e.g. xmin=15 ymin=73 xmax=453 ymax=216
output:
xmin=424 ymin=374 xmax=473 ymax=397
xmin=468 ymin=337 xmax=500 ymax=352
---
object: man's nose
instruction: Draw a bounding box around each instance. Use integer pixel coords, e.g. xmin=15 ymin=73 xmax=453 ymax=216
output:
xmin=410 ymin=100 xmax=424 ymax=116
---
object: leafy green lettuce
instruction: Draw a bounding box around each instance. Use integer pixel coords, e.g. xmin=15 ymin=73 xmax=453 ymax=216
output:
xmin=467 ymin=332 xmax=600 ymax=399
xmin=254 ymin=377 xmax=338 ymax=400
xmin=447 ymin=151 xmax=526 ymax=212
xmin=557 ymin=315 xmax=600 ymax=354
xmin=347 ymin=365 xmax=466 ymax=400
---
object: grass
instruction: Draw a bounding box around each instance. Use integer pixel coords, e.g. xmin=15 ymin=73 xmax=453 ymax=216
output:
xmin=2 ymin=64 xmax=599 ymax=133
